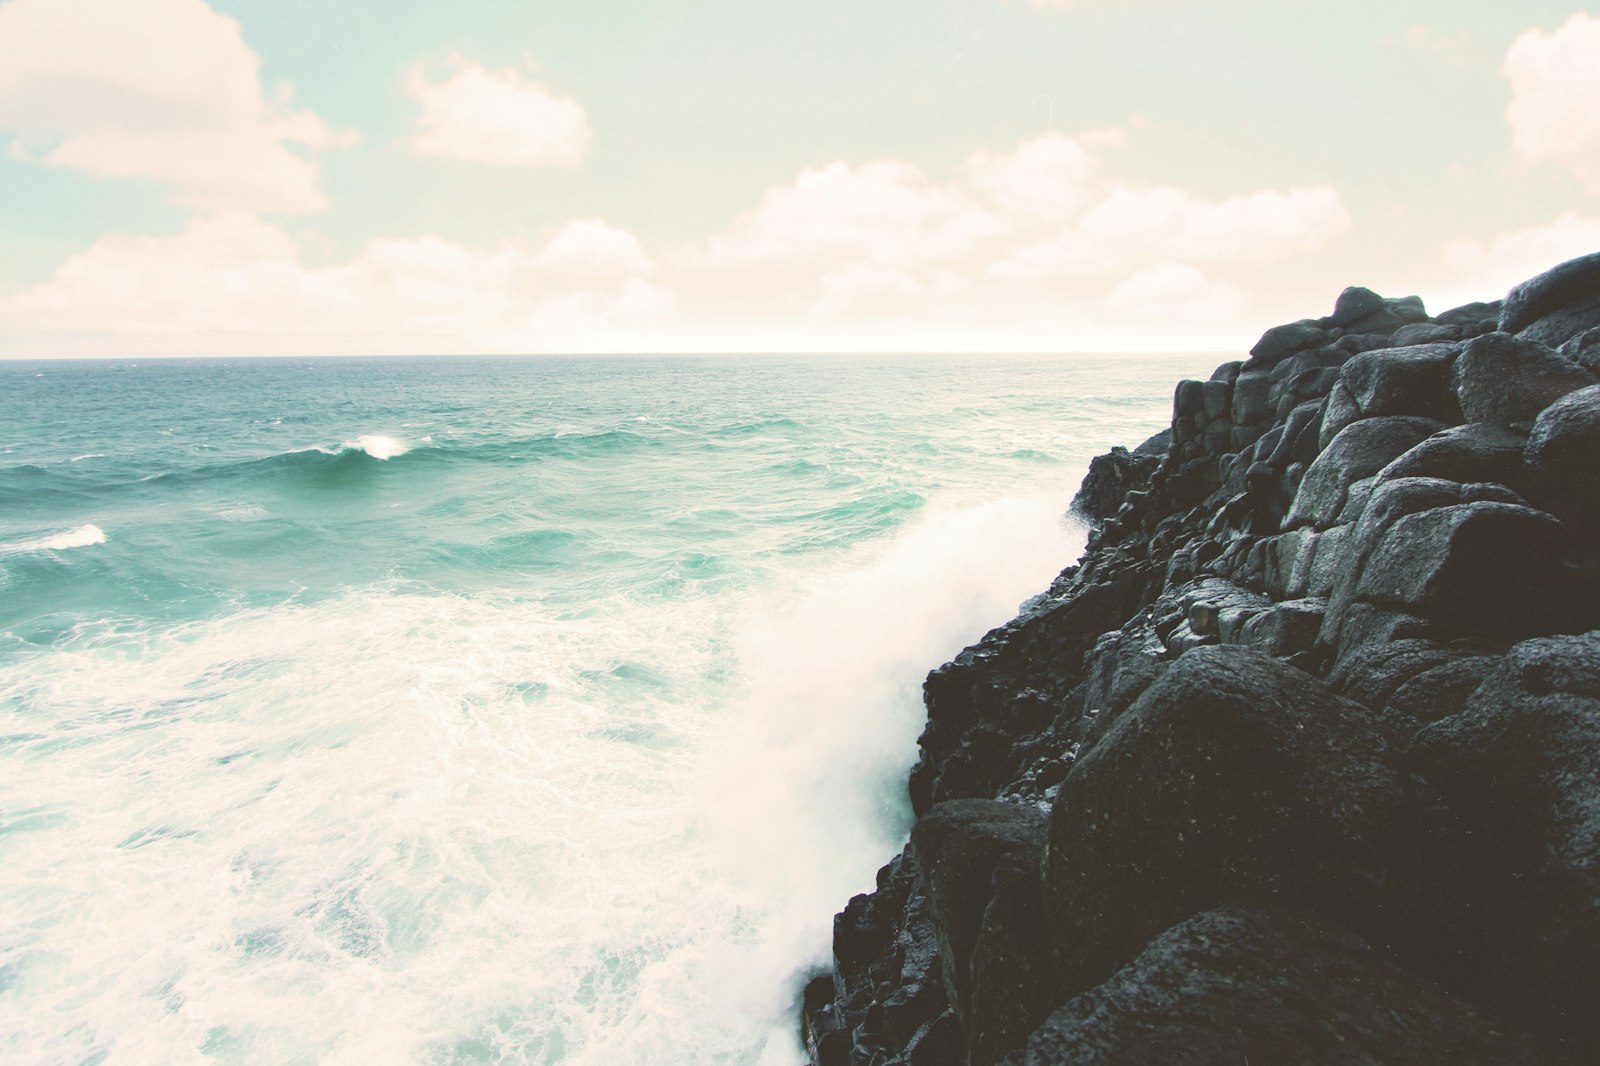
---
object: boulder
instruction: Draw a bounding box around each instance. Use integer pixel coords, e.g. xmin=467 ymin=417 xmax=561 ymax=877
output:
xmin=1561 ymin=326 xmax=1600 ymax=374
xmin=1286 ymin=416 xmax=1444 ymax=529
xmin=1455 ymin=332 xmax=1594 ymax=425
xmin=1354 ymin=500 xmax=1574 ymax=637
xmin=1069 ymin=445 xmax=1160 ymax=525
xmin=1003 ymin=907 xmax=1569 ymax=1066
xmin=1339 ymin=343 xmax=1460 ymax=421
xmin=1501 ymin=253 xmax=1600 ymax=333
xmin=1330 ymin=285 xmax=1385 ymax=327
xmin=1376 ymin=422 xmax=1526 ymax=488
xmin=1408 ymin=632 xmax=1600 ymax=1053
xmin=1524 ymin=383 xmax=1600 ymax=533
xmin=1250 ymin=320 xmax=1325 ymax=365
xmin=1500 ymin=250 xmax=1600 ymax=342
xmin=911 ymin=800 xmax=1052 ymax=1065
xmin=1042 ymin=646 xmax=1405 ymax=1001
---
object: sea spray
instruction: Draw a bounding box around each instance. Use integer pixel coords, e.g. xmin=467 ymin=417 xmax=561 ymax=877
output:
xmin=0 ymin=353 xmax=1218 ymax=1064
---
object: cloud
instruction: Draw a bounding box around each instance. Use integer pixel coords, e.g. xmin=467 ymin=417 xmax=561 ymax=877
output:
xmin=1428 ymin=211 xmax=1600 ymax=311
xmin=965 ymin=129 xmax=1122 ymax=221
xmin=1105 ymin=263 xmax=1247 ymax=323
xmin=691 ymin=160 xmax=1010 ymax=270
xmin=1505 ymin=13 xmax=1600 ymax=191
xmin=985 ymin=183 xmax=1349 ymax=282
xmin=408 ymin=55 xmax=591 ymax=168
xmin=672 ymin=127 xmax=1349 ymax=342
xmin=532 ymin=219 xmax=655 ymax=277
xmin=0 ymin=215 xmax=672 ymax=355
xmin=1381 ymin=24 xmax=1470 ymax=62
xmin=0 ymin=0 xmax=344 ymax=214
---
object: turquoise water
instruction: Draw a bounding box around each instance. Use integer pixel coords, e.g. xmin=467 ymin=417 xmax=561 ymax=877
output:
xmin=0 ymin=353 xmax=1214 ymax=1065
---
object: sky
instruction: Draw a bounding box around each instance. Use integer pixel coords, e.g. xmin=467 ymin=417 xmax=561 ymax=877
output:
xmin=0 ymin=0 xmax=1598 ymax=357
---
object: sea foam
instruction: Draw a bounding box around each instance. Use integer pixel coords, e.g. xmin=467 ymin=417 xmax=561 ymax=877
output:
xmin=5 ymin=523 xmax=107 ymax=553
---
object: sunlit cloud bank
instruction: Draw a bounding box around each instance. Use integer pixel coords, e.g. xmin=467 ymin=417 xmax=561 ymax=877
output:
xmin=408 ymin=55 xmax=591 ymax=169
xmin=0 ymin=0 xmax=347 ymax=214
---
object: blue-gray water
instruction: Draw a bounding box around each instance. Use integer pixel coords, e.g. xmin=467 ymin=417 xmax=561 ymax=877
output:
xmin=0 ymin=353 xmax=1215 ymax=1065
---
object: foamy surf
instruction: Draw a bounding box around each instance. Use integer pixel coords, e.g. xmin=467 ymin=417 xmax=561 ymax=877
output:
xmin=0 ymin=352 xmax=1215 ymax=1066
xmin=4 ymin=523 xmax=107 ymax=553
xmin=340 ymin=434 xmax=410 ymax=460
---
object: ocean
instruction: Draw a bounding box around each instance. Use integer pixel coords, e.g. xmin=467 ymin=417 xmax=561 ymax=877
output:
xmin=0 ymin=352 xmax=1216 ymax=1065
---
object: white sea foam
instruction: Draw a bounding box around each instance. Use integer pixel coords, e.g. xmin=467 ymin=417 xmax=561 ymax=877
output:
xmin=68 ymin=453 xmax=107 ymax=463
xmin=341 ymin=434 xmax=410 ymax=460
xmin=4 ymin=523 xmax=107 ymax=553
xmin=0 ymin=482 xmax=1082 ymax=1065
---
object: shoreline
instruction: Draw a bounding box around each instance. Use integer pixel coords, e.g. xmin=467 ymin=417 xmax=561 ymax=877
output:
xmin=801 ymin=251 xmax=1600 ymax=1064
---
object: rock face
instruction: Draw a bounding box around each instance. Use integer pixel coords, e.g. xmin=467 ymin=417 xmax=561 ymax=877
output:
xmin=800 ymin=251 xmax=1600 ymax=1065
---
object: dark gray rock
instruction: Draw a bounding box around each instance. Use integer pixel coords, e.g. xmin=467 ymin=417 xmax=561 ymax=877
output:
xmin=1230 ymin=369 xmax=1272 ymax=425
xmin=1042 ymin=646 xmax=1404 ymax=1002
xmin=1286 ymin=416 xmax=1444 ymax=529
xmin=1069 ymin=446 xmax=1160 ymax=525
xmin=1330 ymin=285 xmax=1385 ymax=327
xmin=1339 ymin=343 xmax=1460 ymax=421
xmin=911 ymin=800 xmax=1051 ymax=1066
xmin=1376 ymin=422 xmax=1526 ymax=488
xmin=1354 ymin=500 xmax=1572 ymax=637
xmin=1328 ymin=638 xmax=1464 ymax=711
xmin=1436 ymin=300 xmax=1502 ymax=328
xmin=1392 ymin=322 xmax=1462 ymax=346
xmin=1409 ymin=632 xmax=1600 ymax=1054
xmin=1250 ymin=320 xmax=1325 ymax=365
xmin=1560 ymin=326 xmax=1600 ymax=374
xmin=1237 ymin=597 xmax=1326 ymax=659
xmin=1387 ymin=295 xmax=1430 ymax=323
xmin=1318 ymin=381 xmax=1363 ymax=450
xmin=1500 ymin=250 xmax=1600 ymax=335
xmin=1002 ymin=907 xmax=1569 ymax=1066
xmin=1525 ymin=383 xmax=1600 ymax=533
xmin=1456 ymin=332 xmax=1594 ymax=425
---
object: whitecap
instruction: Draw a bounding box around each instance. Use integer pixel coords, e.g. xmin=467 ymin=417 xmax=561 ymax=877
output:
xmin=340 ymin=434 xmax=410 ymax=460
xmin=69 ymin=454 xmax=107 ymax=463
xmin=5 ymin=524 xmax=107 ymax=553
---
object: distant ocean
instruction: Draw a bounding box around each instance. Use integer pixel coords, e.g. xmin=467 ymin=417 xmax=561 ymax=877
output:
xmin=0 ymin=353 xmax=1216 ymax=1065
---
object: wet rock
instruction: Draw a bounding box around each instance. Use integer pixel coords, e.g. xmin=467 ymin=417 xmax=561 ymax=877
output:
xmin=1003 ymin=907 xmax=1569 ymax=1066
xmin=1042 ymin=646 xmax=1404 ymax=1001
xmin=1525 ymin=383 xmax=1600 ymax=534
xmin=1409 ymin=632 xmax=1600 ymax=1054
xmin=1285 ymin=416 xmax=1444 ymax=529
xmin=1329 ymin=285 xmax=1385 ymax=327
xmin=1375 ymin=422 xmax=1525 ymax=488
xmin=1069 ymin=445 xmax=1160 ymax=525
xmin=1501 ymin=250 xmax=1600 ymax=341
xmin=911 ymin=800 xmax=1051 ymax=1065
xmin=1339 ymin=343 xmax=1460 ymax=421
xmin=1455 ymin=332 xmax=1594 ymax=425
xmin=1250 ymin=320 xmax=1325 ymax=365
xmin=1354 ymin=500 xmax=1574 ymax=638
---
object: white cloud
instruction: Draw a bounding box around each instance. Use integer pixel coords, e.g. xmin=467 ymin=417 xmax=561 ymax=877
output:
xmin=0 ymin=0 xmax=343 ymax=214
xmin=0 ymin=215 xmax=671 ymax=355
xmin=988 ymin=183 xmax=1348 ymax=281
xmin=408 ymin=55 xmax=591 ymax=168
xmin=532 ymin=219 xmax=655 ymax=277
xmin=812 ymin=264 xmax=968 ymax=316
xmin=1105 ymin=263 xmax=1247 ymax=323
xmin=964 ymin=130 xmax=1121 ymax=221
xmin=692 ymin=160 xmax=1010 ymax=269
xmin=1427 ymin=211 xmax=1600 ymax=311
xmin=1505 ymin=14 xmax=1600 ymax=192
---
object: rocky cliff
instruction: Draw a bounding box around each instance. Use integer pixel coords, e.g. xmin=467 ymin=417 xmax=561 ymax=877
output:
xmin=800 ymin=251 xmax=1600 ymax=1065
